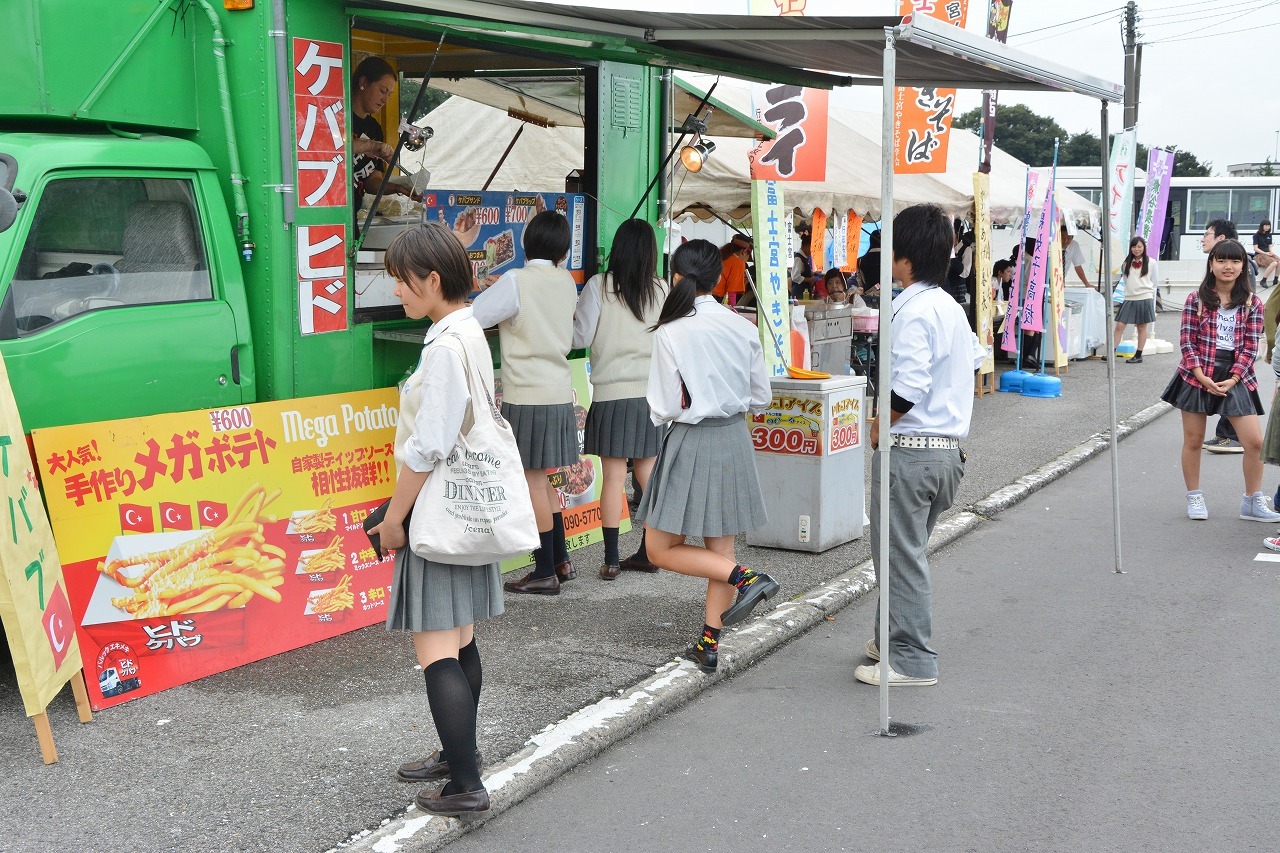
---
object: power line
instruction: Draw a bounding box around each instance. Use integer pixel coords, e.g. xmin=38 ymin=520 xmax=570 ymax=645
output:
xmin=1143 ymin=0 xmax=1278 ymax=27
xmin=1147 ymin=15 xmax=1280 ymax=42
xmin=1007 ymin=7 xmax=1124 ymax=39
xmin=1011 ymin=17 xmax=1120 ymax=47
xmin=1142 ymin=0 xmax=1275 ymax=19
xmin=1146 ymin=3 xmax=1279 ymax=41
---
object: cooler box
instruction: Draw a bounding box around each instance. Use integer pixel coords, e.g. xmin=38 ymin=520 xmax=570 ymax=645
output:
xmin=746 ymin=375 xmax=866 ymax=553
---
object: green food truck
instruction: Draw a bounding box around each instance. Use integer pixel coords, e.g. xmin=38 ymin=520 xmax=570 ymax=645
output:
xmin=0 ymin=0 xmax=808 ymax=434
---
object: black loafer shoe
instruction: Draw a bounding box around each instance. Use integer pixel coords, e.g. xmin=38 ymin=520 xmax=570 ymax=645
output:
xmin=720 ymin=573 xmax=779 ymax=626
xmin=555 ymin=559 xmax=576 ymax=582
xmin=396 ymin=749 xmax=483 ymax=783
xmin=415 ymin=785 xmax=491 ymax=816
xmin=619 ymin=554 xmax=659 ymax=573
xmin=503 ymin=571 xmax=561 ymax=595
xmin=599 ymin=563 xmax=620 ymax=580
xmin=682 ymin=644 xmax=717 ymax=673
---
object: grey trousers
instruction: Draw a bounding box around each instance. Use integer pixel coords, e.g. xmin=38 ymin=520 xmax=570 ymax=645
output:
xmin=869 ymin=445 xmax=965 ymax=679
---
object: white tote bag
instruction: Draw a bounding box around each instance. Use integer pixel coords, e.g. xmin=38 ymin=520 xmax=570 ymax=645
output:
xmin=409 ymin=331 xmax=539 ymax=566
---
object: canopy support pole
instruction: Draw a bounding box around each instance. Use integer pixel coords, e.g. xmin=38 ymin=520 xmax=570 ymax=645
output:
xmin=876 ymin=27 xmax=897 ymax=738
xmin=1100 ymin=100 xmax=1125 ymax=574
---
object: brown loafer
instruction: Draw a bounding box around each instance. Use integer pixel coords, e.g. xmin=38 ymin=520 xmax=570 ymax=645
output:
xmin=415 ymin=785 xmax=491 ymax=816
xmin=599 ymin=563 xmax=620 ymax=580
xmin=396 ymin=749 xmax=483 ymax=783
xmin=619 ymin=554 xmax=659 ymax=573
xmin=503 ymin=571 xmax=560 ymax=595
xmin=555 ymin=559 xmax=576 ymax=582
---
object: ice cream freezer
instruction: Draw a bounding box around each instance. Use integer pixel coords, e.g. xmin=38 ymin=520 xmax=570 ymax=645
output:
xmin=746 ymin=374 xmax=866 ymax=553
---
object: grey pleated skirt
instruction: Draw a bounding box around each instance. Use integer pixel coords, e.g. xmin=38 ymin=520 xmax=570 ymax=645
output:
xmin=386 ymin=545 xmax=504 ymax=633
xmin=635 ymin=416 xmax=767 ymax=538
xmin=583 ymin=397 xmax=665 ymax=459
xmin=501 ymin=402 xmax=580 ymax=469
xmin=1115 ymin=298 xmax=1156 ymax=325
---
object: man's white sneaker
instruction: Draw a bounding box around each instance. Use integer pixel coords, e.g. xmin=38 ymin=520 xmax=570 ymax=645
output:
xmin=1187 ymin=491 xmax=1208 ymax=520
xmin=865 ymin=638 xmax=880 ymax=661
xmin=1240 ymin=492 xmax=1280 ymax=522
xmin=853 ymin=663 xmax=936 ymax=687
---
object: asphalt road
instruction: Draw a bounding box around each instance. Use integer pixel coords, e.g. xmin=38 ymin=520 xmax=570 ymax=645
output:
xmin=0 ymin=312 xmax=1204 ymax=852
xmin=442 ymin=386 xmax=1280 ymax=853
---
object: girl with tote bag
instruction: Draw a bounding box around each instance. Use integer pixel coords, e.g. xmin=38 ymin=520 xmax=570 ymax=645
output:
xmin=369 ymin=223 xmax=534 ymax=817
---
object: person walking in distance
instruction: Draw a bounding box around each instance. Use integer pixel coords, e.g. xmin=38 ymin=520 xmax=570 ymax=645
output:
xmin=638 ymin=239 xmax=779 ymax=674
xmin=471 ymin=211 xmax=580 ymax=595
xmin=855 ymin=204 xmax=985 ymax=688
xmin=572 ymin=220 xmax=668 ymax=579
xmin=1202 ymin=219 xmax=1249 ymax=453
xmin=370 ymin=224 xmax=504 ymax=816
xmin=1113 ymin=236 xmax=1157 ymax=364
xmin=1161 ymin=239 xmax=1279 ymax=523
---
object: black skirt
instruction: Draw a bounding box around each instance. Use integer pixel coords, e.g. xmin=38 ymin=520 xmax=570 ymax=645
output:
xmin=1161 ymin=349 xmax=1264 ymax=416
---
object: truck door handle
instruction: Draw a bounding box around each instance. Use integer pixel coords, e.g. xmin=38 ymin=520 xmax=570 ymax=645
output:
xmin=230 ymin=347 xmax=241 ymax=385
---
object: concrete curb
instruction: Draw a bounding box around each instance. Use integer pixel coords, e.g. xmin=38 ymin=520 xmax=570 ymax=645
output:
xmin=337 ymin=401 xmax=1172 ymax=853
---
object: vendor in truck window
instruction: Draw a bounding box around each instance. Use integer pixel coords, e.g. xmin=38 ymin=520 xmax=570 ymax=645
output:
xmin=351 ymin=56 xmax=410 ymax=209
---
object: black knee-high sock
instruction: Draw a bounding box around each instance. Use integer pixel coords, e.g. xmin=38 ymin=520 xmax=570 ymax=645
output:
xmin=551 ymin=511 xmax=570 ymax=564
xmin=602 ymin=526 xmax=620 ymax=566
xmin=530 ymin=530 xmax=556 ymax=579
xmin=424 ymin=659 xmax=483 ymax=794
xmin=631 ymin=529 xmax=648 ymax=562
xmin=457 ymin=639 xmax=482 ymax=707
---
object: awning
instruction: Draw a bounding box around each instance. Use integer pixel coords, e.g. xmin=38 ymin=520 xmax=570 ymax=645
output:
xmin=354 ymin=1 xmax=1123 ymax=100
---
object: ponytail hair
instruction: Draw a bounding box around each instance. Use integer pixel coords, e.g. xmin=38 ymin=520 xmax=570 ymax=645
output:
xmin=652 ymin=239 xmax=723 ymax=330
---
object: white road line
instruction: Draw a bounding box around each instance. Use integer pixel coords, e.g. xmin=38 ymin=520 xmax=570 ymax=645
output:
xmin=1252 ymin=552 xmax=1280 ymax=562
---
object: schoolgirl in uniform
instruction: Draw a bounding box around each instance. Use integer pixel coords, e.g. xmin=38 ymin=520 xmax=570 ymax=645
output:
xmin=1161 ymin=238 xmax=1280 ymax=523
xmin=472 ymin=210 xmax=580 ymax=595
xmin=370 ymin=223 xmax=503 ymax=817
xmin=1113 ymin=236 xmax=1156 ymax=364
xmin=637 ymin=239 xmax=779 ymax=673
xmin=572 ymin=219 xmax=668 ymax=579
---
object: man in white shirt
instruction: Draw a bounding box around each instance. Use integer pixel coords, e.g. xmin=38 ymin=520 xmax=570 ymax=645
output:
xmin=1061 ymin=224 xmax=1094 ymax=290
xmin=855 ymin=204 xmax=985 ymax=688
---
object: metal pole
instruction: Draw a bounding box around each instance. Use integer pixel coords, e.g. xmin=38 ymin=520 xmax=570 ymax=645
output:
xmin=270 ymin=0 xmax=296 ymax=226
xmin=876 ymin=28 xmax=896 ymax=737
xmin=1101 ymin=101 xmax=1125 ymax=575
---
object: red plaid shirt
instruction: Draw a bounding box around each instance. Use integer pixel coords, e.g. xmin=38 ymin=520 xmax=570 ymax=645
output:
xmin=1177 ymin=291 xmax=1263 ymax=391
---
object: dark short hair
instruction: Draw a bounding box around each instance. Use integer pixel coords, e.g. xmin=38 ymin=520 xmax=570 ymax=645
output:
xmin=523 ymin=210 xmax=572 ymax=262
xmin=353 ymin=56 xmax=395 ymax=89
xmin=1205 ymin=218 xmax=1238 ymax=241
xmin=993 ymin=259 xmax=1012 ymax=276
xmin=892 ymin=204 xmax=952 ymax=286
xmin=384 ymin=223 xmax=474 ymax=302
xmin=824 ymin=268 xmax=847 ymax=288
xmin=867 ymin=230 xmax=881 ymax=249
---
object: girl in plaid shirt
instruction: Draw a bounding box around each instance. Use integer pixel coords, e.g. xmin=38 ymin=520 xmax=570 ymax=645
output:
xmin=1161 ymin=239 xmax=1279 ymax=522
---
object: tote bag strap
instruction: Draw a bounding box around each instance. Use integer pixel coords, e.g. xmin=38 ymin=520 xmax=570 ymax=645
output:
xmin=432 ymin=332 xmax=500 ymax=439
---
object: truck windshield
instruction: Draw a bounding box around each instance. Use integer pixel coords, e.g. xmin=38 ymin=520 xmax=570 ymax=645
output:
xmin=1 ymin=176 xmax=212 ymax=337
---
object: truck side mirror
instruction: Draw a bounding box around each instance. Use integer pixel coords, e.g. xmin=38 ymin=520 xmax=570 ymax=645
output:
xmin=0 ymin=189 xmax=16 ymax=233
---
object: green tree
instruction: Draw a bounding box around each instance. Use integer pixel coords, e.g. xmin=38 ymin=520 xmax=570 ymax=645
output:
xmin=1260 ymin=158 xmax=1275 ymax=177
xmin=398 ymin=78 xmax=450 ymax=121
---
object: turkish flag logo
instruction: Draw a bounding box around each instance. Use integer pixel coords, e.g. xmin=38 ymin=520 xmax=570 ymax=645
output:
xmin=197 ymin=501 xmax=228 ymax=528
xmin=160 ymin=502 xmax=194 ymax=531
xmin=119 ymin=503 xmax=155 ymax=534
xmin=43 ymin=583 xmax=75 ymax=669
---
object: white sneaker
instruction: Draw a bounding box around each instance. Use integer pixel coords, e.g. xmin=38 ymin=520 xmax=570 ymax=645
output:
xmin=853 ymin=663 xmax=936 ymax=687
xmin=1187 ymin=491 xmax=1208 ymax=521
xmin=1264 ymin=535 xmax=1280 ymax=553
xmin=865 ymin=638 xmax=880 ymax=662
xmin=1239 ymin=492 xmax=1280 ymax=522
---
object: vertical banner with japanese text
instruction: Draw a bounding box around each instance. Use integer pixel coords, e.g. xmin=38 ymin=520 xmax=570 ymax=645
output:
xmin=972 ymin=173 xmax=995 ymax=374
xmin=1021 ymin=180 xmax=1056 ymax=334
xmin=1049 ymin=214 xmax=1069 ymax=369
xmin=749 ymin=86 xmax=829 ymax=183
xmin=845 ymin=213 xmax=864 ymax=274
xmin=1002 ymin=169 xmax=1041 ymax=353
xmin=752 ymin=180 xmax=790 ymax=376
xmin=832 ymin=211 xmax=848 ymax=271
xmin=893 ymin=0 xmax=969 ymax=174
xmin=298 ymin=224 xmax=349 ymax=335
xmin=978 ymin=0 xmax=1014 ymax=173
xmin=810 ymin=208 xmax=828 ymax=284
xmin=33 ymin=390 xmax=402 ymax=710
xmin=292 ymin=38 xmax=347 ymax=209
xmin=1138 ymin=147 xmax=1174 ymax=258
xmin=0 ymin=356 xmax=82 ymax=717
xmin=1107 ymin=128 xmax=1139 ymax=274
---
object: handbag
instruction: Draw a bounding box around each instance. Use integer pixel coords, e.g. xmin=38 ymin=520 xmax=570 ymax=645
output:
xmin=408 ymin=330 xmax=539 ymax=566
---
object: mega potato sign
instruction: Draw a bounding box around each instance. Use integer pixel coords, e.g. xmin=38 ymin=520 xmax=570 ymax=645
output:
xmin=34 ymin=390 xmax=400 ymax=709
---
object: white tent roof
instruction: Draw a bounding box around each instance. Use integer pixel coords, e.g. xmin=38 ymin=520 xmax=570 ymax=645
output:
xmin=404 ymin=95 xmax=1098 ymax=228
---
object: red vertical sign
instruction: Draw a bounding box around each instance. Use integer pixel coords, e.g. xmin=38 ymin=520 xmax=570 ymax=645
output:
xmin=297 ymin=225 xmax=349 ymax=335
xmin=293 ymin=38 xmax=348 ymax=208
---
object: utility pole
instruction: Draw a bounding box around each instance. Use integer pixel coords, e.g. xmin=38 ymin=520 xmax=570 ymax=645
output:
xmin=1122 ymin=1 xmax=1142 ymax=129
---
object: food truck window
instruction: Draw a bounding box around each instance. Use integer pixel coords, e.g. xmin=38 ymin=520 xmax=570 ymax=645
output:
xmin=3 ymin=177 xmax=212 ymax=338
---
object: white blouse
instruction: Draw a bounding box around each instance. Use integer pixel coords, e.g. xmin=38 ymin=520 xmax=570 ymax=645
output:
xmin=646 ymin=295 xmax=770 ymax=426
xmin=398 ymin=308 xmax=475 ymax=474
